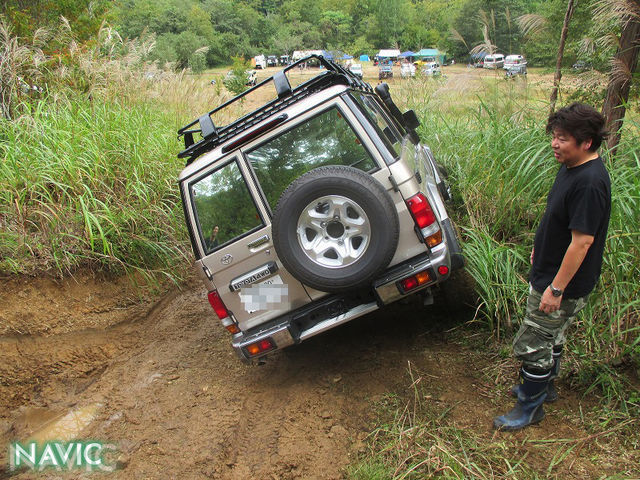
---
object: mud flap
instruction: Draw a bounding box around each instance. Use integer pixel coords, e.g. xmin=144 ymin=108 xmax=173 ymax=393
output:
xmin=442 ymin=218 xmax=465 ymax=271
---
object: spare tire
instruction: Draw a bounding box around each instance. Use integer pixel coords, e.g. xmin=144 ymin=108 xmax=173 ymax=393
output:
xmin=272 ymin=165 xmax=399 ymax=292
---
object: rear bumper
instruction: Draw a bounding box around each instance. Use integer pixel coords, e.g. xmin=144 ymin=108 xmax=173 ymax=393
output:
xmin=230 ymin=223 xmax=464 ymax=362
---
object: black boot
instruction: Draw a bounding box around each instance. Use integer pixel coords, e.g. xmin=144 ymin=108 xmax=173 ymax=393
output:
xmin=510 ymin=345 xmax=562 ymax=402
xmin=494 ymin=367 xmax=551 ymax=431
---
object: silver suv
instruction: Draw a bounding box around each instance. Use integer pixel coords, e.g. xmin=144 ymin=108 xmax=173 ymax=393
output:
xmin=177 ymin=56 xmax=464 ymax=362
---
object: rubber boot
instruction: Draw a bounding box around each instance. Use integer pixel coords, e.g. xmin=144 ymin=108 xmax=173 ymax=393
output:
xmin=494 ymin=367 xmax=551 ymax=431
xmin=510 ymin=345 xmax=562 ymax=402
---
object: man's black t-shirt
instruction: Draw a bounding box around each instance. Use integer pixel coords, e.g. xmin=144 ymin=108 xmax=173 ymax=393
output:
xmin=530 ymin=157 xmax=611 ymax=298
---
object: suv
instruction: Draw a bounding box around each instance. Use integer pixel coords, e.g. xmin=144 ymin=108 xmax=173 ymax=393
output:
xmin=177 ymin=55 xmax=464 ymax=362
xmin=378 ymin=63 xmax=393 ymax=79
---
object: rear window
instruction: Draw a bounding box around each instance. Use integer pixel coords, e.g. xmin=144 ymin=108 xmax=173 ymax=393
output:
xmin=190 ymin=159 xmax=264 ymax=254
xmin=245 ymin=106 xmax=378 ymax=210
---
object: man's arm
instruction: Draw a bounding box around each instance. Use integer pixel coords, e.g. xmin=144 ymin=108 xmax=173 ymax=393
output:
xmin=539 ymin=230 xmax=594 ymax=313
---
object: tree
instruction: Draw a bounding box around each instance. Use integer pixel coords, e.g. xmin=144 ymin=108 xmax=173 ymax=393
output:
xmin=549 ymin=0 xmax=576 ymax=113
xmin=600 ymin=0 xmax=640 ymax=156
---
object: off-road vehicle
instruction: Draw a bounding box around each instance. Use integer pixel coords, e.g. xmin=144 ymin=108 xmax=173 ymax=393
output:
xmin=177 ymin=55 xmax=464 ymax=362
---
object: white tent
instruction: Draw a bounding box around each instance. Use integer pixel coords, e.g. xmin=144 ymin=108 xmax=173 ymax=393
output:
xmin=292 ymin=50 xmax=323 ymax=61
xmin=377 ymin=49 xmax=401 ymax=58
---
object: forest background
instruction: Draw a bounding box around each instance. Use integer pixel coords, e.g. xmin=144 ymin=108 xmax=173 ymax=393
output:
xmin=2 ymin=0 xmax=614 ymax=71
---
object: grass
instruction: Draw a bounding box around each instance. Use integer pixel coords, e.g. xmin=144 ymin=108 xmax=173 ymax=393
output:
xmin=0 ymin=94 xmax=189 ymax=283
xmin=347 ymin=357 xmax=640 ymax=479
xmin=346 ymin=75 xmax=640 ymax=478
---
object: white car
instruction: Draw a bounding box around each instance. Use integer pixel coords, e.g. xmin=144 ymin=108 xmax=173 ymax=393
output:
xmin=349 ymin=63 xmax=363 ymax=78
xmin=400 ymin=63 xmax=416 ymax=78
xmin=422 ymin=62 xmax=441 ymax=76
xmin=504 ymin=55 xmax=527 ymax=70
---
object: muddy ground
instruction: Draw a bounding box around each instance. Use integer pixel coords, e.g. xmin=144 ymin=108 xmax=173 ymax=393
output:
xmin=0 ymin=273 xmax=638 ymax=479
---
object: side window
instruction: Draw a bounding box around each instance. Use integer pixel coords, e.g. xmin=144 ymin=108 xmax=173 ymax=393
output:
xmin=245 ymin=107 xmax=378 ymax=210
xmin=350 ymin=92 xmax=404 ymax=158
xmin=190 ymin=159 xmax=263 ymax=254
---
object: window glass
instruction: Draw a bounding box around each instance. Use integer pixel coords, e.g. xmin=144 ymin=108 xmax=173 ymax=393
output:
xmin=350 ymin=92 xmax=403 ymax=158
xmin=191 ymin=160 xmax=263 ymax=254
xmin=246 ymin=107 xmax=377 ymax=210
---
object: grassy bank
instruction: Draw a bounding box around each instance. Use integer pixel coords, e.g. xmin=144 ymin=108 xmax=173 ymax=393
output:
xmin=345 ymin=75 xmax=639 ymax=479
xmin=0 ymin=93 xmax=190 ymax=282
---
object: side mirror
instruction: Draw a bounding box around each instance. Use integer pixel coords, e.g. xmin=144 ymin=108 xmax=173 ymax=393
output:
xmin=403 ymin=110 xmax=420 ymax=130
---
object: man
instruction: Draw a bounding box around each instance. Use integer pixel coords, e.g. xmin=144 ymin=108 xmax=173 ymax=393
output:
xmin=494 ymin=103 xmax=611 ymax=431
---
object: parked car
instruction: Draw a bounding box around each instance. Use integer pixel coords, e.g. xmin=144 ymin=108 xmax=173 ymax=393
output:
xmin=483 ymin=54 xmax=505 ymax=69
xmin=378 ymin=63 xmax=393 ymax=79
xmin=254 ymin=55 xmax=267 ymax=69
xmin=572 ymin=60 xmax=592 ymax=70
xmin=504 ymin=55 xmax=527 ymax=70
xmin=349 ymin=63 xmax=363 ymax=78
xmin=267 ymin=55 xmax=278 ymax=67
xmin=422 ymin=62 xmax=441 ymax=76
xmin=400 ymin=62 xmax=416 ymax=78
xmin=177 ymin=55 xmax=464 ymax=362
xmin=505 ymin=64 xmax=527 ymax=78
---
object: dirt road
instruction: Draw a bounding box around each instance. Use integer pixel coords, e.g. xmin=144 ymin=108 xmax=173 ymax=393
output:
xmin=1 ymin=275 xmax=637 ymax=479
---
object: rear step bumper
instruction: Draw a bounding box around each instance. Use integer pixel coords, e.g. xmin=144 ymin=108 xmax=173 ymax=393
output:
xmin=232 ymin=300 xmax=379 ymax=362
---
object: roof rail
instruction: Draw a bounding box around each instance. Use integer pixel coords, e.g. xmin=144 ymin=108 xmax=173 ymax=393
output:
xmin=177 ymin=55 xmax=373 ymax=164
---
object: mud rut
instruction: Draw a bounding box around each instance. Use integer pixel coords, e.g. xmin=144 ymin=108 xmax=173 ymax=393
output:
xmin=0 ymin=277 xmax=635 ymax=479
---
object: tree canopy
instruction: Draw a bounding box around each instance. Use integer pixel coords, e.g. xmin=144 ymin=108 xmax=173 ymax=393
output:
xmin=0 ymin=0 xmax=627 ymax=71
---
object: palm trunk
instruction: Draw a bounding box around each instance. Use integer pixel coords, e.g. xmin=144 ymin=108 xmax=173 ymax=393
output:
xmin=602 ymin=6 xmax=640 ymax=157
xmin=550 ymin=0 xmax=576 ymax=114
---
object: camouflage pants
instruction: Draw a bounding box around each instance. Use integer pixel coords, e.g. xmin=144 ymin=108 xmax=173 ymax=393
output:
xmin=513 ymin=285 xmax=589 ymax=370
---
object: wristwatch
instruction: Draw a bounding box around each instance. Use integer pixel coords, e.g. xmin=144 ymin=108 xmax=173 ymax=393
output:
xmin=549 ymin=284 xmax=564 ymax=297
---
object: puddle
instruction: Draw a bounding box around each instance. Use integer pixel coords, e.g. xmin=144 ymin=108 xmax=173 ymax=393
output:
xmin=14 ymin=404 xmax=102 ymax=444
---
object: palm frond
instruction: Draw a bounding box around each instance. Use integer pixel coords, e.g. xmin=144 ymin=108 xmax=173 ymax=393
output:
xmin=610 ymin=57 xmax=633 ymax=86
xmin=517 ymin=14 xmax=548 ymax=39
xmin=593 ymin=0 xmax=640 ymax=28
xmin=449 ymin=28 xmax=468 ymax=48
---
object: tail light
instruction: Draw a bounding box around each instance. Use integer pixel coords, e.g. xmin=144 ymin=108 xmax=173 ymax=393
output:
xmin=207 ymin=290 xmax=229 ymax=319
xmin=399 ymin=270 xmax=433 ymax=293
xmin=245 ymin=338 xmax=275 ymax=357
xmin=208 ymin=291 xmax=241 ymax=334
xmin=406 ymin=193 xmax=443 ymax=247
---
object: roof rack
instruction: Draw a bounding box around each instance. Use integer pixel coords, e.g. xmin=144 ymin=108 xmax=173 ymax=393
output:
xmin=177 ymin=55 xmax=373 ymax=164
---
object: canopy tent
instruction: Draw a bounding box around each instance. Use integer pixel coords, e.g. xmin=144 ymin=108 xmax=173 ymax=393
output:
xmin=416 ymin=48 xmax=446 ymax=64
xmin=292 ymin=50 xmax=323 ymax=61
xmin=359 ymin=54 xmax=370 ymax=62
xmin=341 ymin=54 xmax=353 ymax=60
xmin=377 ymin=49 xmax=401 ymax=58
xmin=399 ymin=51 xmax=416 ymax=58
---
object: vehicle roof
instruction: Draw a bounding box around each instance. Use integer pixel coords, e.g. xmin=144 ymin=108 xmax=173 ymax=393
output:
xmin=178 ymin=84 xmax=349 ymax=181
xmin=177 ymin=55 xmax=372 ymax=167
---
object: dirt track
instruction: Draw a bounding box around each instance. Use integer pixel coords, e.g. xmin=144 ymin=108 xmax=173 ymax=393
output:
xmin=1 ymin=274 xmax=638 ymax=479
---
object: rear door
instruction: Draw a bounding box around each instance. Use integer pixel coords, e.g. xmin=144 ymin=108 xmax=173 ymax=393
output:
xmin=187 ymin=155 xmax=312 ymax=332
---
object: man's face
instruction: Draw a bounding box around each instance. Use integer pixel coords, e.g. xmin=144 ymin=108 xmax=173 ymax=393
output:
xmin=550 ymin=129 xmax=593 ymax=167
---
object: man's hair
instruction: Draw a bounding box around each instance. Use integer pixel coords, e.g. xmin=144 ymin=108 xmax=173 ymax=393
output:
xmin=546 ymin=103 xmax=608 ymax=151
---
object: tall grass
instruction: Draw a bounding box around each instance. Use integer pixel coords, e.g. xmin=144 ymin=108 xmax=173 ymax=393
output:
xmin=0 ymin=21 xmax=229 ymax=283
xmin=395 ymin=75 xmax=639 ymax=403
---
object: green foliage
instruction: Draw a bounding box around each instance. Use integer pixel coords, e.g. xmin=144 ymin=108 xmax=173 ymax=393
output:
xmin=398 ymin=76 xmax=639 ymax=410
xmin=0 ymin=94 xmax=189 ymax=282
xmin=223 ymin=56 xmax=251 ymax=95
xmin=188 ymin=51 xmax=207 ymax=73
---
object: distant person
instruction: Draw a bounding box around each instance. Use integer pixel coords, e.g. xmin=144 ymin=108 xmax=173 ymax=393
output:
xmin=494 ymin=103 xmax=611 ymax=431
xmin=207 ymin=225 xmax=219 ymax=250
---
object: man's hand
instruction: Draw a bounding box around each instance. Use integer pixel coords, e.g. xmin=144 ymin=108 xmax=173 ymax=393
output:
xmin=530 ymin=247 xmax=534 ymax=265
xmin=539 ymin=286 xmax=562 ymax=313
